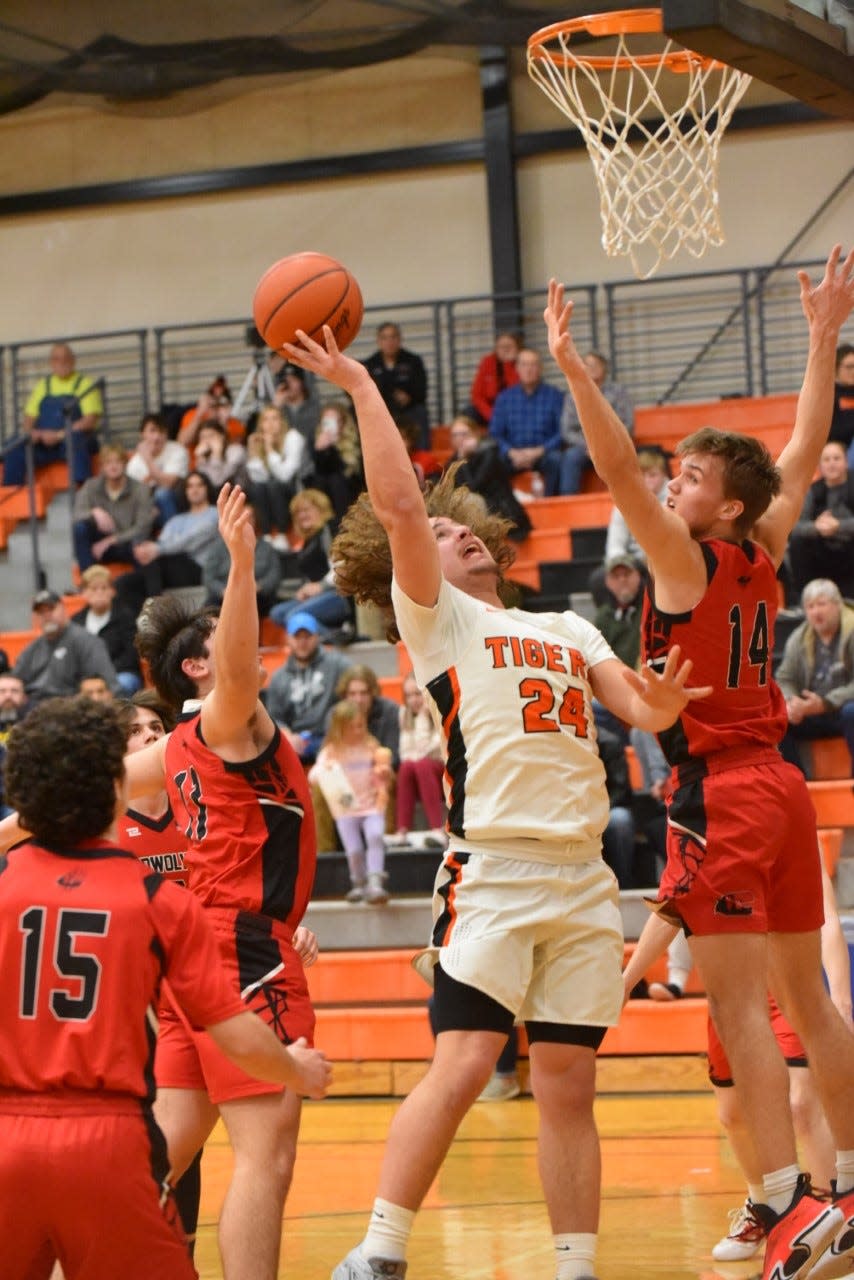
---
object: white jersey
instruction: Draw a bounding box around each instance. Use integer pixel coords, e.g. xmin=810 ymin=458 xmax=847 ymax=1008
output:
xmin=391 ymin=577 xmax=616 ymax=862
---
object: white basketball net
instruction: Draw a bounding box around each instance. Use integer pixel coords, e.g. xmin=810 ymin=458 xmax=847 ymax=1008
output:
xmin=527 ymin=25 xmax=752 ymax=279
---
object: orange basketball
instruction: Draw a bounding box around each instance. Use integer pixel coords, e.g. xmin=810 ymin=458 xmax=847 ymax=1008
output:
xmin=252 ymin=251 xmax=364 ymax=353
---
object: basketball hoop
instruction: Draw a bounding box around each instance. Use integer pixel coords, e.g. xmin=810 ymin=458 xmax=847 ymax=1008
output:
xmin=527 ymin=9 xmax=752 ymax=279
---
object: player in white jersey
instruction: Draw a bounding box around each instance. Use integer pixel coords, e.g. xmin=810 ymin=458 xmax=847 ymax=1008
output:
xmin=282 ymin=325 xmax=709 ymax=1280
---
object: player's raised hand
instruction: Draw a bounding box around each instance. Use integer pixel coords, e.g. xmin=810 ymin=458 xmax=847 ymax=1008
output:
xmin=544 ymin=278 xmax=584 ymax=377
xmin=217 ymin=482 xmax=255 ymax=564
xmin=622 ymin=645 xmax=713 ymax=718
xmin=287 ymin=1037 xmax=332 ymax=1099
xmin=798 ymin=243 xmax=854 ymax=334
xmin=282 ymin=325 xmax=370 ymax=397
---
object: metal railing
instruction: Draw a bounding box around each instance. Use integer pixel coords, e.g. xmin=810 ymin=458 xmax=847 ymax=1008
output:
xmin=0 ymin=257 xmax=833 ymax=462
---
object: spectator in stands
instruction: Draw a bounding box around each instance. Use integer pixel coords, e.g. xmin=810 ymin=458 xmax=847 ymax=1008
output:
xmin=310 ymin=700 xmax=394 ymax=904
xmin=590 ymin=447 xmax=669 ymax=604
xmin=273 ymin=362 xmax=321 ymax=446
xmin=598 ymin=724 xmax=637 ymax=889
xmin=71 ymin=565 xmax=143 ymax=695
xmin=488 ymin=348 xmax=567 ymax=495
xmin=363 ymin=322 xmax=429 ymax=445
xmin=178 ymin=376 xmax=245 ymax=451
xmin=192 ymin=419 xmax=248 ymax=494
xmin=560 ymin=351 xmax=634 ymax=495
xmin=786 ymin=439 xmax=854 ymax=599
xmin=444 ymin=415 xmax=531 ymax=543
xmin=265 ymin=611 xmax=351 ymax=765
xmin=125 ymin=412 xmax=190 ymax=526
xmin=594 ymin=554 xmax=645 ymax=673
xmin=334 ymin=663 xmax=401 ymax=768
xmin=831 ymin=342 xmax=854 ymax=461
xmin=306 ymin=401 xmax=364 ymax=522
xmin=393 ymin=672 xmax=446 ymax=848
xmin=467 ymin=332 xmax=521 ymax=425
xmin=268 ymin=489 xmax=352 ymax=634
xmin=72 ymin=443 xmax=156 ymax=571
xmin=13 ymin=589 xmax=118 ymax=704
xmin=114 ymin=471 xmax=220 ymax=616
xmin=203 ymin=502 xmax=281 ymax=618
xmin=78 ymin=674 xmax=114 ymax=703
xmin=3 ymin=342 xmax=103 ymax=486
xmin=245 ymin=405 xmax=308 ymax=540
xmin=0 ymin=674 xmax=28 ymax=817
xmin=777 ymin=578 xmax=854 ymax=778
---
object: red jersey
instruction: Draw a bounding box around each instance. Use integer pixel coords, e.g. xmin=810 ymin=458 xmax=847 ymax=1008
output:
xmin=641 ymin=538 xmax=788 ymax=769
xmin=116 ymin=806 xmax=187 ymax=886
xmin=164 ymin=713 xmax=316 ymax=926
xmin=0 ymin=840 xmax=244 ymax=1100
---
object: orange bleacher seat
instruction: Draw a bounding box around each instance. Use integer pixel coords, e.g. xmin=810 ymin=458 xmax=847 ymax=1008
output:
xmin=634 ymin=393 xmax=798 ymax=458
xmin=260 ymin=615 xmax=285 ymax=647
xmin=527 ymin=493 xmax=614 ymax=531
xmin=808 ymin=780 xmax=854 ymax=828
xmin=0 ymin=484 xmax=48 ymax=520
xmin=809 ymin=738 xmax=850 ymax=781
xmin=516 ymin=527 xmax=571 ymax=563
xmin=505 ymin=558 xmax=540 ymax=593
xmin=397 ymin=642 xmax=412 ymax=676
xmin=0 ymin=630 xmax=38 ymax=663
xmin=430 ymin=424 xmax=451 ymax=452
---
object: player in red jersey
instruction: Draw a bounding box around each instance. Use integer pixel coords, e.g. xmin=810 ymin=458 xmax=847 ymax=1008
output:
xmin=0 ymin=695 xmax=329 ymax=1280
xmin=546 ymin=245 xmax=854 ymax=1280
xmin=123 ymin=483 xmax=321 ymax=1280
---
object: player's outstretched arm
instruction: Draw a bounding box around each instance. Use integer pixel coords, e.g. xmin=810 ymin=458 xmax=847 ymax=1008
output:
xmin=590 ymin=646 xmax=712 ymax=734
xmin=544 ymin=281 xmax=703 ymax=590
xmin=622 ymin=914 xmax=680 ymax=1006
xmin=0 ymin=810 xmax=29 ymax=851
xmin=203 ymin=483 xmax=275 ymax=748
xmin=756 ymin=245 xmax=854 ymax=563
xmin=208 ymin=1012 xmax=332 ymax=1099
xmin=282 ymin=326 xmax=441 ymax=608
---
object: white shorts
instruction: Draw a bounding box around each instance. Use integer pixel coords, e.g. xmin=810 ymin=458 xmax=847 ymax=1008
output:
xmin=415 ymin=848 xmax=624 ymax=1028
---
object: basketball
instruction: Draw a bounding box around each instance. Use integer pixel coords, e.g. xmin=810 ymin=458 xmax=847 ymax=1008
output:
xmin=252 ymin=251 xmax=364 ymax=353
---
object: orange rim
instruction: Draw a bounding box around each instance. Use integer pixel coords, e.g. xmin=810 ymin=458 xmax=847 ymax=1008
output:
xmin=527 ymin=7 xmax=723 ymax=72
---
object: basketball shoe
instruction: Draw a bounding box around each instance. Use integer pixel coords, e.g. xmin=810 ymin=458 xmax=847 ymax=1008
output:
xmin=808 ymin=1184 xmax=854 ymax=1279
xmin=711 ymin=1200 xmax=767 ymax=1261
xmin=331 ymin=1247 xmax=407 ymax=1278
xmin=751 ymin=1174 xmax=843 ymax=1280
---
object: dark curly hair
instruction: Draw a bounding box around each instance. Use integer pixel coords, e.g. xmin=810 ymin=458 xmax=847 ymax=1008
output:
xmin=6 ymin=696 xmax=125 ymax=846
xmin=115 ymin=688 xmax=177 ymax=740
xmin=677 ymin=427 xmax=781 ymax=535
xmin=135 ymin=594 xmax=216 ymax=709
xmin=331 ymin=464 xmax=518 ymax=642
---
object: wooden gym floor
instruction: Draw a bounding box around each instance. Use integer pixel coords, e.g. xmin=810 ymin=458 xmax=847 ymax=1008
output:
xmin=193 ymin=1089 xmax=762 ymax=1279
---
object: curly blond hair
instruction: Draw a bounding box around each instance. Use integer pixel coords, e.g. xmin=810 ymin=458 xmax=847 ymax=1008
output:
xmin=331 ymin=464 xmax=518 ymax=642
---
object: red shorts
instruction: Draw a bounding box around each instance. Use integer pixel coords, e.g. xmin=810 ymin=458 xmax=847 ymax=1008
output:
xmin=0 ymin=1093 xmax=194 ymax=1280
xmin=156 ymin=909 xmax=315 ymax=1105
xmin=653 ymin=750 xmax=823 ymax=936
xmin=708 ymin=995 xmax=807 ymax=1086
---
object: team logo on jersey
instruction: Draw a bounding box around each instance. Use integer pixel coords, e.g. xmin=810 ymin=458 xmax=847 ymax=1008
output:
xmin=57 ymin=871 xmax=84 ymax=890
xmin=714 ymin=891 xmax=754 ymax=917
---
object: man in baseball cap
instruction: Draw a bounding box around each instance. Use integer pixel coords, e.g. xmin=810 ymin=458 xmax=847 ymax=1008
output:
xmin=13 ymin=590 xmax=118 ymax=705
xmin=285 ymin=611 xmax=321 ymax=636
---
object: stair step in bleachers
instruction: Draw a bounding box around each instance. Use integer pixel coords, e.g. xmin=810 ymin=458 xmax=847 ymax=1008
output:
xmin=305 ymin=942 xmax=708 ymax=1065
xmin=526 ymin=492 xmax=613 ymax=530
xmin=505 ymin=558 xmax=540 ymax=593
xmin=516 ymin=527 xmax=570 ymax=562
xmin=569 ymin=525 xmax=608 ymax=561
xmin=538 ymin=558 xmax=600 ymax=598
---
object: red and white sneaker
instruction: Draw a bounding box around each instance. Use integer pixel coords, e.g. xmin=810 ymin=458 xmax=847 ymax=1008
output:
xmin=712 ymin=1200 xmax=767 ymax=1261
xmin=752 ymin=1175 xmax=844 ymax=1280
xmin=809 ymin=1184 xmax=854 ymax=1279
